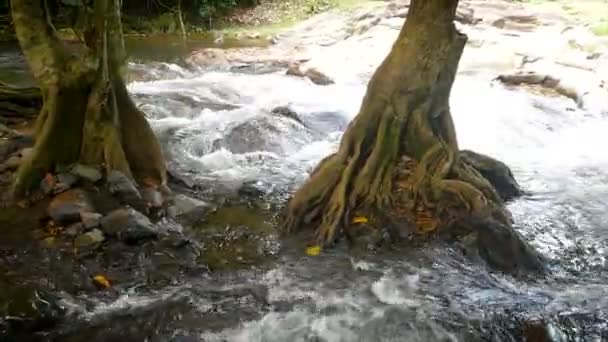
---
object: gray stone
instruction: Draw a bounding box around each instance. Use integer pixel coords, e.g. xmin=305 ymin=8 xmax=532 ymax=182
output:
xmin=107 ymin=170 xmax=141 ymax=202
xmin=170 ymin=194 xmax=213 ymax=225
xmin=47 ymin=189 xmax=92 ymax=224
xmin=141 ymin=187 xmax=163 ymax=209
xmin=74 ymin=229 xmax=105 ymax=248
xmin=80 ymin=212 xmax=103 ymax=230
xmin=70 ymin=164 xmax=103 ymax=183
xmin=56 ymin=172 xmax=79 ymax=187
xmin=100 ymin=207 xmax=160 ymax=244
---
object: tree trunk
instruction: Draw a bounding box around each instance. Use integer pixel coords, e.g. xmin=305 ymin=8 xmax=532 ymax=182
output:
xmin=10 ymin=0 xmax=167 ymax=198
xmin=284 ymin=0 xmax=532 ymax=262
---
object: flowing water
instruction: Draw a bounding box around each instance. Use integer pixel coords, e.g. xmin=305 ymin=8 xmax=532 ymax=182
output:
xmin=1 ymin=37 xmax=608 ymax=341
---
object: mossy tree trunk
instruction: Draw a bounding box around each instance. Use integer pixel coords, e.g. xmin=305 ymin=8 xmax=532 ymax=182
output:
xmin=10 ymin=0 xmax=167 ymax=198
xmin=285 ymin=0 xmax=510 ymax=246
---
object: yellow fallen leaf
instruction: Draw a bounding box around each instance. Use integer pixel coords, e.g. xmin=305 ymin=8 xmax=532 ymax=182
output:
xmin=305 ymin=245 xmax=321 ymax=256
xmin=352 ymin=216 xmax=369 ymax=224
xmin=93 ymin=275 xmax=111 ymax=289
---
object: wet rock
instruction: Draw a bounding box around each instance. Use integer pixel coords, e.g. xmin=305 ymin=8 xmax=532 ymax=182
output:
xmin=74 ymin=229 xmax=105 ymax=248
xmin=100 ymin=207 xmax=160 ymax=244
xmin=461 ymin=150 xmax=523 ymax=201
xmin=47 ymin=189 xmax=93 ymax=224
xmin=304 ymin=68 xmax=334 ymax=85
xmin=170 ymin=194 xmax=213 ymax=225
xmin=80 ymin=212 xmax=103 ymax=229
xmin=219 ymin=118 xmax=284 ymax=154
xmin=69 ymin=164 xmax=102 ymax=183
xmin=237 ymin=180 xmax=266 ymax=198
xmin=107 ymin=170 xmax=141 ymax=203
xmin=286 ymin=63 xmax=305 ymax=77
xmin=463 ymin=218 xmax=545 ymax=276
xmin=271 ymin=106 xmax=306 ymax=127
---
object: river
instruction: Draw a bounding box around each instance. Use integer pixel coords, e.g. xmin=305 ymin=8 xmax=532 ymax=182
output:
xmin=1 ymin=30 xmax=608 ymax=341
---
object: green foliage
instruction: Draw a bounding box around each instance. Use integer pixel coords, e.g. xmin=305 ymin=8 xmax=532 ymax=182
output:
xmin=305 ymin=0 xmax=335 ymax=15
xmin=198 ymin=0 xmax=237 ymax=18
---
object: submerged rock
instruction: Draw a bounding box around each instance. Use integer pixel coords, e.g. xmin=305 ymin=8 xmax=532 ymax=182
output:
xmin=100 ymin=207 xmax=160 ymax=244
xmin=47 ymin=189 xmax=93 ymax=224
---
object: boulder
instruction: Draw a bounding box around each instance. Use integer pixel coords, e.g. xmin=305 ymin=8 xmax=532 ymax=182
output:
xmin=100 ymin=207 xmax=160 ymax=244
xmin=74 ymin=229 xmax=105 ymax=248
xmin=107 ymin=170 xmax=141 ymax=203
xmin=47 ymin=189 xmax=93 ymax=224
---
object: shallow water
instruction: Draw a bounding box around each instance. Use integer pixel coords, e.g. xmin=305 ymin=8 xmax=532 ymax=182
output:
xmin=2 ymin=37 xmax=608 ymax=340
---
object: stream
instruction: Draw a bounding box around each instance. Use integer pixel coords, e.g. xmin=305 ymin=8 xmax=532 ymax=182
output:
xmin=1 ymin=33 xmax=608 ymax=341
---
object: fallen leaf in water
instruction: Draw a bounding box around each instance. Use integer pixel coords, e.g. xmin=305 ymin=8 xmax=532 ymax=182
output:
xmin=93 ymin=275 xmax=111 ymax=289
xmin=352 ymin=216 xmax=369 ymax=224
xmin=305 ymin=245 xmax=321 ymax=256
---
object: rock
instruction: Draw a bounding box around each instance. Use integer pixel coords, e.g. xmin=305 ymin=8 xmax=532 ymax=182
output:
xmin=80 ymin=212 xmax=103 ymax=230
xmin=47 ymin=189 xmax=93 ymax=224
xmin=456 ymin=6 xmax=478 ymax=25
xmin=286 ymin=63 xmax=305 ymax=77
xmin=170 ymin=194 xmax=213 ymax=225
xmin=74 ymin=229 xmax=105 ymax=248
xmin=100 ymin=207 xmax=160 ymax=244
xmin=271 ymin=106 xmax=306 ymax=126
xmin=237 ymin=180 xmax=266 ymax=198
xmin=64 ymin=222 xmax=84 ymax=237
xmin=52 ymin=172 xmax=79 ymax=194
xmin=39 ymin=174 xmax=56 ymax=196
xmin=460 ymin=150 xmax=523 ymax=201
xmin=474 ymin=219 xmax=545 ymax=275
xmin=70 ymin=164 xmax=102 ymax=183
xmin=107 ymin=170 xmax=141 ymax=203
xmin=56 ymin=172 xmax=79 ymax=188
xmin=141 ymin=187 xmax=163 ymax=209
xmin=304 ymin=68 xmax=334 ymax=85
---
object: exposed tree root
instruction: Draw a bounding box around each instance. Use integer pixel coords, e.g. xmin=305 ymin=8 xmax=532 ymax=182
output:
xmin=284 ymin=0 xmax=544 ymax=277
xmin=10 ymin=0 xmax=167 ymax=200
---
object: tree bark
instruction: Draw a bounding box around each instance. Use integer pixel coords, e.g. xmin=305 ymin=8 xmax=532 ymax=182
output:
xmin=10 ymin=0 xmax=167 ymax=198
xmin=284 ymin=0 xmax=535 ymax=268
